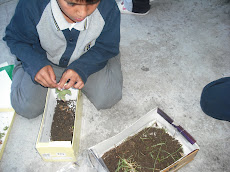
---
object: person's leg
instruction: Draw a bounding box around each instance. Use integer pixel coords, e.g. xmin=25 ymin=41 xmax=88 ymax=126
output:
xmin=10 ymin=61 xmax=65 ymax=119
xmin=132 ymin=0 xmax=150 ymax=14
xmin=200 ymin=77 xmax=230 ymax=121
xmin=10 ymin=61 xmax=48 ymax=119
xmin=118 ymin=0 xmax=150 ymax=15
xmin=82 ymin=54 xmax=123 ymax=110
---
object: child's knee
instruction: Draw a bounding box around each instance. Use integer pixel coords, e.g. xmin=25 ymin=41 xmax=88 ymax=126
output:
xmin=11 ymin=91 xmax=44 ymax=119
xmin=94 ymin=86 xmax=122 ymax=110
xmin=200 ymin=78 xmax=230 ymax=121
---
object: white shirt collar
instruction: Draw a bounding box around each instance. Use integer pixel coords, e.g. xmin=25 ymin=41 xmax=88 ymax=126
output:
xmin=50 ymin=0 xmax=88 ymax=31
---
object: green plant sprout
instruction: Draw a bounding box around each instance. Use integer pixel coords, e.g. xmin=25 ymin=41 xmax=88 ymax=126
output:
xmin=159 ymin=146 xmax=183 ymax=162
xmin=115 ymin=156 xmax=140 ymax=172
xmin=56 ymin=89 xmax=72 ymax=101
xmin=152 ymin=144 xmax=163 ymax=172
xmin=146 ymin=143 xmax=165 ymax=150
xmin=141 ymin=127 xmax=183 ymax=171
xmin=148 ymin=143 xmax=183 ymax=171
xmin=3 ymin=126 xmax=9 ymax=131
xmin=104 ymin=126 xmax=184 ymax=172
xmin=0 ymin=132 xmax=5 ymax=139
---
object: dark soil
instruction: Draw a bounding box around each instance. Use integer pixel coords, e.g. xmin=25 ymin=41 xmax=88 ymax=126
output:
xmin=50 ymin=100 xmax=76 ymax=141
xmin=102 ymin=125 xmax=184 ymax=172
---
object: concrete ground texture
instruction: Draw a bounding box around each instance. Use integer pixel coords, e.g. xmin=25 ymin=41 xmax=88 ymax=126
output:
xmin=0 ymin=0 xmax=230 ymax=171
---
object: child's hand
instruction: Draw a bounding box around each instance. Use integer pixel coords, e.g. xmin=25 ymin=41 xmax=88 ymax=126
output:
xmin=58 ymin=69 xmax=84 ymax=90
xmin=35 ymin=65 xmax=57 ymax=88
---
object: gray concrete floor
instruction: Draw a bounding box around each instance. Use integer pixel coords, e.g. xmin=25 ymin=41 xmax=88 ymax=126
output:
xmin=0 ymin=0 xmax=230 ymax=171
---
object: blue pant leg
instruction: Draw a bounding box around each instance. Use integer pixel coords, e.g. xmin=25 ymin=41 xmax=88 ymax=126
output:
xmin=200 ymin=77 xmax=230 ymax=121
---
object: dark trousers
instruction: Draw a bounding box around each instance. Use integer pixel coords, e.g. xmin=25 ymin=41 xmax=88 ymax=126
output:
xmin=200 ymin=77 xmax=230 ymax=121
xmin=132 ymin=0 xmax=150 ymax=13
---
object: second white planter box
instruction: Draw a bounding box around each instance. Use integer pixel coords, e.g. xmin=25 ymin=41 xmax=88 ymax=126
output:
xmin=88 ymin=108 xmax=199 ymax=172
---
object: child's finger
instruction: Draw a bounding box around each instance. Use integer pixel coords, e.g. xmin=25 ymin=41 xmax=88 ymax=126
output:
xmin=37 ymin=79 xmax=49 ymax=88
xmin=63 ymin=79 xmax=75 ymax=90
xmin=57 ymin=80 xmax=65 ymax=90
xmin=35 ymin=65 xmax=57 ymax=88
xmin=57 ymin=76 xmax=67 ymax=90
xmin=48 ymin=66 xmax=56 ymax=84
xmin=74 ymin=81 xmax=84 ymax=89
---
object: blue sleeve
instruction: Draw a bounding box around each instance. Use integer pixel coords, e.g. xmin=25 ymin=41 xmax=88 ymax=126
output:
xmin=66 ymin=2 xmax=121 ymax=84
xmin=3 ymin=0 xmax=50 ymax=83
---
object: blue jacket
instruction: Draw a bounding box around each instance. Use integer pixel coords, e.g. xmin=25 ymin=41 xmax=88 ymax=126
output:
xmin=3 ymin=0 xmax=120 ymax=84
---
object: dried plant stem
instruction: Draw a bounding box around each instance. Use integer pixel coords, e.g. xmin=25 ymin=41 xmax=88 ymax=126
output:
xmin=116 ymin=156 xmax=139 ymax=172
xmin=159 ymin=146 xmax=183 ymax=162
xmin=152 ymin=145 xmax=162 ymax=172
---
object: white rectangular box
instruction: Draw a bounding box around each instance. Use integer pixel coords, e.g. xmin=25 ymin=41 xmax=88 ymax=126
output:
xmin=36 ymin=88 xmax=82 ymax=162
xmin=88 ymin=108 xmax=199 ymax=172
xmin=0 ymin=68 xmax=15 ymax=160
xmin=0 ymin=109 xmax=15 ymax=160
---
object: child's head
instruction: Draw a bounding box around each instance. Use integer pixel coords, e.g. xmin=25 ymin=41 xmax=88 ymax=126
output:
xmin=73 ymin=0 xmax=100 ymax=4
xmin=57 ymin=0 xmax=101 ymax=23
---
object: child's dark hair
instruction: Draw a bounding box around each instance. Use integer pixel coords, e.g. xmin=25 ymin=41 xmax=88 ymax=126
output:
xmin=74 ymin=0 xmax=101 ymax=4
